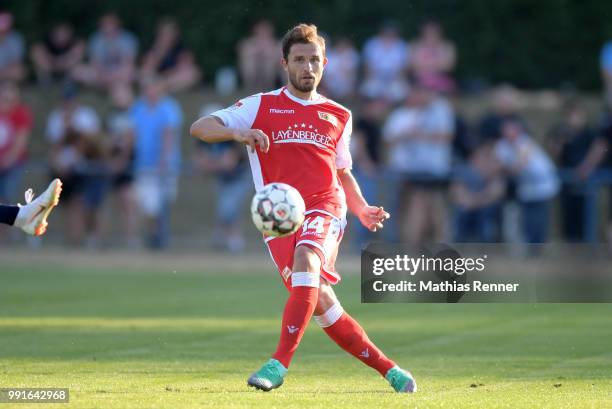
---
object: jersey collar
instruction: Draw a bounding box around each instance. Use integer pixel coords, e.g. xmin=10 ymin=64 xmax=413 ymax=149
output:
xmin=282 ymin=87 xmax=326 ymax=106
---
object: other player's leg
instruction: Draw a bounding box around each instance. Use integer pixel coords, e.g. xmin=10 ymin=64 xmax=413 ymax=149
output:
xmin=248 ymin=245 xmax=321 ymax=391
xmin=0 ymin=205 xmax=19 ymax=226
xmin=11 ymin=179 xmax=63 ymax=236
xmin=314 ymin=280 xmax=417 ymax=393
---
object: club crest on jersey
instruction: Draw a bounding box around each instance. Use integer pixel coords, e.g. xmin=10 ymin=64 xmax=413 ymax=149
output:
xmin=318 ymin=111 xmax=338 ymax=126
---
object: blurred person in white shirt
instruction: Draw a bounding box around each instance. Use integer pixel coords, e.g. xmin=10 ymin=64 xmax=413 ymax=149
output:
xmin=383 ymin=80 xmax=454 ymax=244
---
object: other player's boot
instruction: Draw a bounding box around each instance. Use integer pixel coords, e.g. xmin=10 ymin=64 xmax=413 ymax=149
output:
xmin=247 ymin=358 xmax=287 ymax=391
xmin=385 ymin=366 xmax=417 ymax=393
xmin=14 ymin=179 xmax=62 ymax=236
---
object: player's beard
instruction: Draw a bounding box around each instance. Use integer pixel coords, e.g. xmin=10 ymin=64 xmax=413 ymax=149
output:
xmin=289 ymin=71 xmax=317 ymax=93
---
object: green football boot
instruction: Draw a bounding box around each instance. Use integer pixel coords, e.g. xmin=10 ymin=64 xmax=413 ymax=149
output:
xmin=247 ymin=359 xmax=287 ymax=391
xmin=385 ymin=366 xmax=417 ymax=393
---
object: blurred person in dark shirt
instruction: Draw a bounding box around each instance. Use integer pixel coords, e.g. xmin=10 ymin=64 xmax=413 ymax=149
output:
xmin=351 ymin=98 xmax=386 ymax=249
xmin=31 ymin=23 xmax=85 ymax=84
xmin=479 ymin=85 xmax=523 ymax=143
xmin=452 ymin=141 xmax=505 ymax=242
xmin=106 ymin=84 xmax=137 ymax=247
xmin=140 ymin=17 xmax=201 ymax=93
xmin=194 ymin=104 xmax=250 ymax=252
xmin=597 ymin=106 xmax=612 ymax=244
xmin=547 ymin=101 xmax=607 ymax=242
xmin=46 ymin=85 xmax=101 ymax=245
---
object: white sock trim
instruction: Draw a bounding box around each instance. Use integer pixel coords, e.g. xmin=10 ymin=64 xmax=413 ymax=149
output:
xmin=314 ymin=302 xmax=344 ymax=328
xmin=291 ymin=272 xmax=320 ymax=288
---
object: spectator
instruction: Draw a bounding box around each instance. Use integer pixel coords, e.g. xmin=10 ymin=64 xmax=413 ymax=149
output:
xmin=351 ymin=98 xmax=387 ymax=249
xmin=72 ymin=13 xmax=138 ymax=91
xmin=600 ymin=108 xmax=612 ymax=245
xmin=450 ymin=94 xmax=476 ymax=163
xmin=383 ymin=80 xmax=454 ymax=244
xmin=601 ymin=40 xmax=612 ymax=107
xmin=361 ymin=21 xmax=410 ymax=102
xmin=409 ymin=21 xmax=456 ymax=93
xmin=31 ymin=23 xmax=85 ymax=84
xmin=194 ymin=104 xmax=251 ymax=253
xmin=45 ymin=85 xmax=101 ymax=245
xmin=106 ymin=84 xmax=137 ymax=247
xmin=478 ymin=85 xmax=524 ymax=143
xmin=547 ymin=101 xmax=607 ymax=242
xmin=452 ymin=142 xmax=505 ymax=242
xmin=0 ymin=82 xmax=32 ymax=213
xmin=238 ymin=20 xmax=279 ymax=91
xmin=131 ymin=77 xmax=182 ymax=249
xmin=321 ymin=37 xmax=359 ymax=100
xmin=495 ymin=119 xmax=559 ymax=244
xmin=0 ymin=12 xmax=26 ymax=82
xmin=140 ymin=17 xmax=201 ymax=93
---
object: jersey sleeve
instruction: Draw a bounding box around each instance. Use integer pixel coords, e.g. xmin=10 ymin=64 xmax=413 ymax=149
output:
xmin=335 ymin=112 xmax=353 ymax=169
xmin=210 ymin=94 xmax=261 ymax=129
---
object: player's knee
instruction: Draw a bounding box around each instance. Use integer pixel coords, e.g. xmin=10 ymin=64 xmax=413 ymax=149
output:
xmin=315 ymin=282 xmax=336 ymax=314
xmin=293 ymin=245 xmax=321 ymax=273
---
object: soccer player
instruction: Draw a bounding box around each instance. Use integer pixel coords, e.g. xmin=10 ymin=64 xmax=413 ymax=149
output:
xmin=0 ymin=178 xmax=62 ymax=236
xmin=190 ymin=24 xmax=416 ymax=393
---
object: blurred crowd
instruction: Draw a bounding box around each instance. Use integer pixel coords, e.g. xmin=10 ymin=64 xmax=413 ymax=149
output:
xmin=2 ymin=11 xmax=612 ymax=251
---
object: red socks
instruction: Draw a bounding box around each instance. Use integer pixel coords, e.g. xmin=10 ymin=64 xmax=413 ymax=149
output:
xmin=318 ymin=305 xmax=396 ymax=377
xmin=271 ymin=272 xmax=319 ymax=368
xmin=270 ymin=272 xmax=395 ymax=377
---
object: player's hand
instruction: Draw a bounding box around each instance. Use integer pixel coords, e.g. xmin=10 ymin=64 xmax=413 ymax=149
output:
xmin=232 ymin=129 xmax=270 ymax=153
xmin=358 ymin=205 xmax=390 ymax=232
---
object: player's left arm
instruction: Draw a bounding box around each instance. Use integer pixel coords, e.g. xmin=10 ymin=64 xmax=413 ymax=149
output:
xmin=337 ymin=168 xmax=389 ymax=232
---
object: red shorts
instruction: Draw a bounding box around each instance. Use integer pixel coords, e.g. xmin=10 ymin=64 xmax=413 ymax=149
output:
xmin=265 ymin=210 xmax=346 ymax=289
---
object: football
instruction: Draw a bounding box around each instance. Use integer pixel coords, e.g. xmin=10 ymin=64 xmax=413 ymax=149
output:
xmin=251 ymin=183 xmax=306 ymax=237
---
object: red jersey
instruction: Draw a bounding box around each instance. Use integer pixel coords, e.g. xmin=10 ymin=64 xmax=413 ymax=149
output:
xmin=212 ymin=87 xmax=352 ymax=218
xmin=0 ymin=104 xmax=33 ymax=169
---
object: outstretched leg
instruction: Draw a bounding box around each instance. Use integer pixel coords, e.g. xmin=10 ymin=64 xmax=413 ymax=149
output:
xmin=3 ymin=179 xmax=62 ymax=236
xmin=247 ymin=245 xmax=321 ymax=391
xmin=314 ymin=281 xmax=417 ymax=393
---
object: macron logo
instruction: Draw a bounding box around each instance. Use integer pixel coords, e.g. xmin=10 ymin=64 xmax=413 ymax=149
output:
xmin=359 ymin=348 xmax=370 ymax=358
xmin=270 ymin=108 xmax=295 ymax=114
xmin=287 ymin=325 xmax=300 ymax=334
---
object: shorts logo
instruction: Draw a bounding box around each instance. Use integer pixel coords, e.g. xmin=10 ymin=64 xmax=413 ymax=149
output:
xmin=318 ymin=111 xmax=338 ymax=126
xmin=281 ymin=266 xmax=292 ymax=281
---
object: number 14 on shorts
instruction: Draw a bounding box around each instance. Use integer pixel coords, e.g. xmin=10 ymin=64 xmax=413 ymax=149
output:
xmin=300 ymin=214 xmax=341 ymax=239
xmin=302 ymin=216 xmax=325 ymax=234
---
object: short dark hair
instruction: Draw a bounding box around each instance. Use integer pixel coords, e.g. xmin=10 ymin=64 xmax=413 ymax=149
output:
xmin=281 ymin=23 xmax=326 ymax=61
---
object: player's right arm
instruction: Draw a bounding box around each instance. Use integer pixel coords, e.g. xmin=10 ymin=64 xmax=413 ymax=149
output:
xmin=190 ymin=116 xmax=269 ymax=153
xmin=190 ymin=95 xmax=269 ymax=153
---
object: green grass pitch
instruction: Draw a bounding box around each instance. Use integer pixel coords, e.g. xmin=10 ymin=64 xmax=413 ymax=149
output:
xmin=1 ymin=257 xmax=611 ymax=408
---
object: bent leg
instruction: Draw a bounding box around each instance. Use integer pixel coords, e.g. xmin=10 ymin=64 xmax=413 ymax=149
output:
xmin=314 ymin=281 xmax=396 ymax=377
